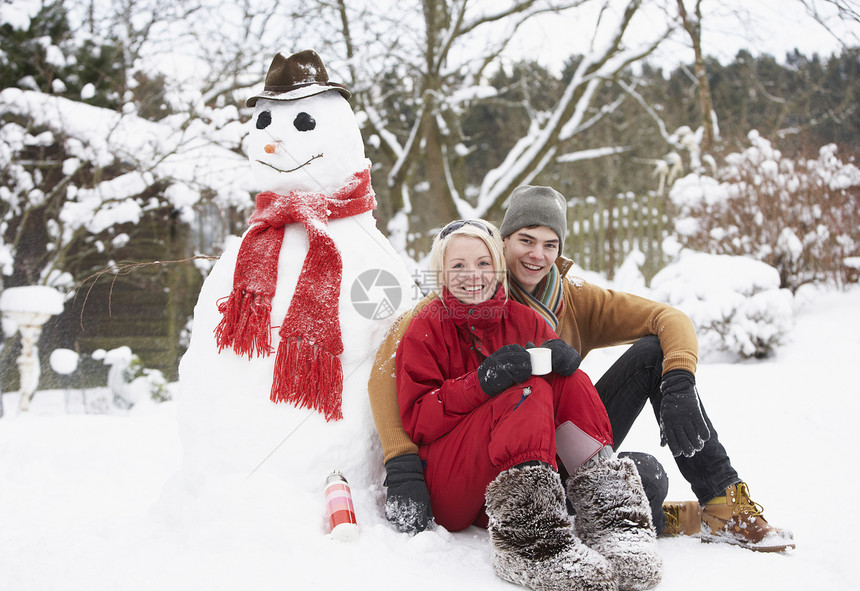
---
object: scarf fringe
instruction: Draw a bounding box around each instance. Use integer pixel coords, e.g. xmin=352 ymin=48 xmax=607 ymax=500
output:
xmin=271 ymin=337 xmax=344 ymax=422
xmin=215 ymin=290 xmax=273 ymax=358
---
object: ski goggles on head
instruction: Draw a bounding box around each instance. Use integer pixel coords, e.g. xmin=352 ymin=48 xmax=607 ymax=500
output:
xmin=439 ymin=219 xmax=494 ymax=239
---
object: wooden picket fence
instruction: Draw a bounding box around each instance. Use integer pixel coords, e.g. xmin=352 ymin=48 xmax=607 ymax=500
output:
xmin=189 ymin=192 xmax=673 ymax=285
xmin=565 ymin=192 xmax=672 ymax=282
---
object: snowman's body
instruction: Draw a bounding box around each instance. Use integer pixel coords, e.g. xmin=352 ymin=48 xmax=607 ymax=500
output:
xmin=176 ymin=88 xmax=417 ymax=497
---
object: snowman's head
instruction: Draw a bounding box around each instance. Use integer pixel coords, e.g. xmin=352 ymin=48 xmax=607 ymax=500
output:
xmin=245 ymin=50 xmax=366 ymax=195
xmin=248 ymin=92 xmax=366 ymax=195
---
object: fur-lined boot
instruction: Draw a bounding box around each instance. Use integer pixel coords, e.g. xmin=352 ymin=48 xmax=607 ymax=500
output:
xmin=485 ymin=463 xmax=617 ymax=591
xmin=566 ymin=456 xmax=663 ymax=591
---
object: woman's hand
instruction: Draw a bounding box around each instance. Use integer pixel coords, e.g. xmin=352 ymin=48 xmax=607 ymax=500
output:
xmin=384 ymin=453 xmax=435 ymax=534
xmin=539 ymin=339 xmax=581 ymax=376
xmin=478 ymin=344 xmax=532 ymax=396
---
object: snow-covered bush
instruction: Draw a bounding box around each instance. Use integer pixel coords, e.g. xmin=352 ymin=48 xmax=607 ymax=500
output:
xmin=94 ymin=346 xmax=170 ymax=408
xmin=650 ymin=251 xmax=794 ymax=359
xmin=669 ymin=131 xmax=860 ymax=291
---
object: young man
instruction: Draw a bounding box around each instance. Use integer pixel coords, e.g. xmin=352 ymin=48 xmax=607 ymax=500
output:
xmin=370 ymin=186 xmax=794 ymax=552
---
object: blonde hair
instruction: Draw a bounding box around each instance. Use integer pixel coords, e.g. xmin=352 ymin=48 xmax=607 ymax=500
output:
xmin=427 ymin=219 xmax=508 ymax=299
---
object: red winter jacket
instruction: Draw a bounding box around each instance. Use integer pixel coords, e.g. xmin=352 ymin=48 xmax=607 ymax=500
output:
xmin=396 ymin=286 xmax=557 ymax=445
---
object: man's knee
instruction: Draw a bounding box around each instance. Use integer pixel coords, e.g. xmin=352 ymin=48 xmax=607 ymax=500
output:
xmin=627 ymin=336 xmax=664 ymax=398
xmin=620 ymin=451 xmax=669 ymax=499
xmin=631 ymin=335 xmax=664 ymax=369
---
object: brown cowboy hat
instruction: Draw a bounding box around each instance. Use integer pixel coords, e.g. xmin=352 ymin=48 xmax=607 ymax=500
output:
xmin=246 ymin=49 xmax=351 ymax=107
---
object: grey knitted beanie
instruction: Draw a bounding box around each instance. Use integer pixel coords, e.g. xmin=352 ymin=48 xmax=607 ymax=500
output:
xmin=499 ymin=186 xmax=568 ymax=252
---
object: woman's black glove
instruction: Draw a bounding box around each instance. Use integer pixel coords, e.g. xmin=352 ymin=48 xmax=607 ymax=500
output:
xmin=659 ymin=369 xmax=711 ymax=457
xmin=477 ymin=344 xmax=531 ymax=396
xmin=384 ymin=453 xmax=434 ymax=534
xmin=539 ymin=339 xmax=581 ymax=376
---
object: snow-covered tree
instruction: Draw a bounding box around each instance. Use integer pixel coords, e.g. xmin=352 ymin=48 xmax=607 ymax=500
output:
xmin=669 ymin=131 xmax=860 ymax=291
xmin=336 ymin=0 xmax=673 ymax=258
xmin=0 ymin=0 xmax=250 ymax=291
xmin=3 ymin=0 xmax=858 ymax=290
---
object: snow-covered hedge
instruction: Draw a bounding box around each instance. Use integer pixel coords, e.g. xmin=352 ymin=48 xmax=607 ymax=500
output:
xmin=650 ymin=251 xmax=794 ymax=359
xmin=94 ymin=346 xmax=170 ymax=408
xmin=669 ymin=131 xmax=860 ymax=291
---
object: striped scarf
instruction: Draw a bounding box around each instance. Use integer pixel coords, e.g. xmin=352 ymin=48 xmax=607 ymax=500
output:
xmin=507 ymin=263 xmax=565 ymax=331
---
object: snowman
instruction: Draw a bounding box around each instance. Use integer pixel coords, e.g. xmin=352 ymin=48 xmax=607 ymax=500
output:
xmin=173 ymin=50 xmax=418 ymax=507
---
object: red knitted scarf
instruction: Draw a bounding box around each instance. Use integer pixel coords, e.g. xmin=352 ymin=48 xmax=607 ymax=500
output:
xmin=215 ymin=167 xmax=376 ymax=421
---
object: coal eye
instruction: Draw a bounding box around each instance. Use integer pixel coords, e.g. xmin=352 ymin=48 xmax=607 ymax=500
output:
xmin=294 ymin=112 xmax=316 ymax=132
xmin=256 ymin=111 xmax=272 ymax=129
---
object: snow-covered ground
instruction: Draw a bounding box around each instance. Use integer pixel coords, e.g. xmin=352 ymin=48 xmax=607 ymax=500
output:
xmin=1 ymin=284 xmax=858 ymax=591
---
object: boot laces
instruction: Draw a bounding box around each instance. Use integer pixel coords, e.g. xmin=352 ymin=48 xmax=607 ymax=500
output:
xmin=733 ymin=482 xmax=765 ymax=518
xmin=663 ymin=503 xmax=681 ymax=533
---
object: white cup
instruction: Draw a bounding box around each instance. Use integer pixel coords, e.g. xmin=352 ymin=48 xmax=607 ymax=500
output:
xmin=527 ymin=347 xmax=552 ymax=375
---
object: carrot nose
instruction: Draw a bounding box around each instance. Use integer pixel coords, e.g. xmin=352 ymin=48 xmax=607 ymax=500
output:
xmin=264 ymin=144 xmax=277 ymax=154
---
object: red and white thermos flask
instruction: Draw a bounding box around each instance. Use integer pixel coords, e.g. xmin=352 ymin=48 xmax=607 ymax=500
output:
xmin=325 ymin=470 xmax=359 ymax=541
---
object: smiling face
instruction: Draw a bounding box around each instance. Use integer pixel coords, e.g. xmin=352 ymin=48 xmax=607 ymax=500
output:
xmin=503 ymin=226 xmax=560 ymax=293
xmin=443 ymin=236 xmax=499 ymax=305
xmin=247 ymin=91 xmax=366 ymax=194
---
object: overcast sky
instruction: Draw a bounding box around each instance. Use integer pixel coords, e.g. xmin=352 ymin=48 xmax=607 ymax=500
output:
xmin=511 ymin=0 xmax=860 ymax=74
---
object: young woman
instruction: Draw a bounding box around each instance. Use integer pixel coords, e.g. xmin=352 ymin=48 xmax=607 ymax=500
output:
xmin=395 ymin=219 xmax=661 ymax=591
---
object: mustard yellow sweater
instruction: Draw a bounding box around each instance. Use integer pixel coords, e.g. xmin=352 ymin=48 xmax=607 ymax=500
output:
xmin=368 ymin=257 xmax=698 ymax=463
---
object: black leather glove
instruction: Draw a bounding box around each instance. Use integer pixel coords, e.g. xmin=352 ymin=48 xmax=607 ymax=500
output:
xmin=659 ymin=369 xmax=711 ymax=458
xmin=477 ymin=344 xmax=531 ymax=396
xmin=384 ymin=453 xmax=434 ymax=534
xmin=540 ymin=339 xmax=581 ymax=376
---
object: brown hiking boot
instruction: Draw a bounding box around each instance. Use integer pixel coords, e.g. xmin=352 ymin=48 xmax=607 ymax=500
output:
xmin=700 ymin=482 xmax=795 ymax=552
xmin=661 ymin=501 xmax=701 ymax=536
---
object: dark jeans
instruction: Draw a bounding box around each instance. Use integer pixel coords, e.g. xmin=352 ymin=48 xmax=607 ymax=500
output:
xmin=618 ymin=451 xmax=669 ymax=534
xmin=595 ymin=336 xmax=741 ymax=506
